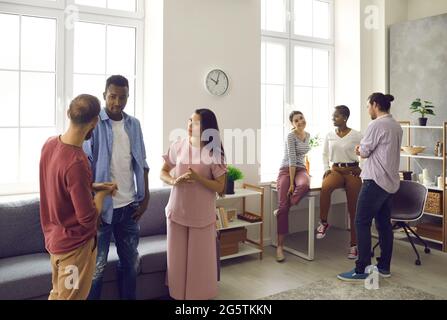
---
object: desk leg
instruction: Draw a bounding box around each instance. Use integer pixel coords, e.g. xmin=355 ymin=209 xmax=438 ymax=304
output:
xmin=308 ymin=196 xmax=315 ymax=260
xmin=281 ymin=195 xmax=316 ymax=261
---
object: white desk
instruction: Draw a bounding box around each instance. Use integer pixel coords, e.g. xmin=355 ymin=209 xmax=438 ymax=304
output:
xmin=270 ymin=179 xmax=322 ymax=261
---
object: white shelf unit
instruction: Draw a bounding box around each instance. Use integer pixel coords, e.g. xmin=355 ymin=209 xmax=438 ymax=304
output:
xmin=400 ymin=153 xmax=443 ymax=161
xmin=399 ymin=121 xmax=446 ymax=252
xmin=220 ymin=243 xmax=263 ymax=261
xmin=216 ymin=184 xmax=265 ymax=260
xmin=401 ymin=125 xmax=444 ymax=130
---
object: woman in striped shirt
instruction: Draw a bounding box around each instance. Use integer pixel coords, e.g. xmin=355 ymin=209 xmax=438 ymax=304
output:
xmin=274 ymin=111 xmax=311 ymax=262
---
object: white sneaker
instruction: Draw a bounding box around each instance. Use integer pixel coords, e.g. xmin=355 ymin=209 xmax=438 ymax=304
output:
xmin=273 ymin=209 xmax=279 ymax=217
xmin=348 ymin=246 xmax=358 ymax=260
xmin=316 ymin=222 xmax=329 ymax=239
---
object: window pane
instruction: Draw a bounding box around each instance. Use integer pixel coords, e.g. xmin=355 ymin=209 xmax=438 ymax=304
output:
xmin=312 ymin=88 xmax=329 ymax=132
xmin=261 ymin=42 xmax=266 ymax=83
xmin=313 ymin=49 xmax=329 ymax=87
xmin=294 ymin=46 xmax=312 ymax=86
xmin=313 ymin=0 xmax=330 ymax=39
xmin=108 ymin=0 xmax=137 ymax=12
xmin=73 ymin=74 xmax=105 ymax=100
xmin=261 ymin=126 xmax=283 ymax=177
xmin=266 ymin=42 xmax=286 ymax=85
xmin=74 ymin=22 xmax=106 ymax=74
xmin=261 ymin=0 xmax=267 ymax=30
xmin=0 ymin=71 xmax=19 ymax=127
xmin=20 ymin=72 xmax=56 ymax=127
xmin=125 ymin=79 xmax=136 ymax=116
xmin=294 ymin=86 xmax=313 ymax=115
xmin=0 ymin=129 xmax=19 ymax=184
xmin=21 ymin=16 xmax=56 ymax=72
xmin=294 ymin=0 xmax=312 ymax=37
xmin=265 ymin=85 xmax=284 ymax=126
xmin=107 ymin=25 xmax=136 ymax=76
xmin=20 ymin=128 xmax=56 ymax=183
xmin=0 ymin=14 xmax=19 ymax=70
xmin=75 ymin=0 xmax=106 ymax=8
xmin=264 ymin=0 xmax=287 ymax=33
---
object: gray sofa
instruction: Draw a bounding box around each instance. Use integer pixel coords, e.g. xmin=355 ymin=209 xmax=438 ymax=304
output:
xmin=0 ymin=188 xmax=171 ymax=300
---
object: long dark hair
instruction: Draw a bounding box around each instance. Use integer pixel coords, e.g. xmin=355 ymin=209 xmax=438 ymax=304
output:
xmin=195 ymin=108 xmax=225 ymax=160
xmin=289 ymin=111 xmax=304 ymax=123
xmin=368 ymin=93 xmax=395 ymax=112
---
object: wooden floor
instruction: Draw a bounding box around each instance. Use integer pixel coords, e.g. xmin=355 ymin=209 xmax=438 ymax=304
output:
xmin=217 ymin=228 xmax=447 ymax=300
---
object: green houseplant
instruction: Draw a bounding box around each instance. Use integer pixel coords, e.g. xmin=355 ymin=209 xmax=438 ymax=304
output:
xmin=226 ymin=165 xmax=244 ymax=195
xmin=410 ymin=98 xmax=435 ymax=126
xmin=306 ymin=135 xmax=322 ymax=174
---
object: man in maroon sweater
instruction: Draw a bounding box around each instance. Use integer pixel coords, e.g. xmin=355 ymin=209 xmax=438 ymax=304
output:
xmin=39 ymin=94 xmax=117 ymax=300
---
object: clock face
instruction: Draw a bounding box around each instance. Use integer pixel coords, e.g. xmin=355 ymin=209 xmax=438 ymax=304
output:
xmin=206 ymin=69 xmax=229 ymax=96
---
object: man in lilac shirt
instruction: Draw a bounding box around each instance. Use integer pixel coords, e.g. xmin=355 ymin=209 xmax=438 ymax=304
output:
xmin=338 ymin=93 xmax=403 ymax=281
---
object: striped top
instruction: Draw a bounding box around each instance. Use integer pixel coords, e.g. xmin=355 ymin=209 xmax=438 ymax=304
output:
xmin=280 ymin=131 xmax=311 ymax=169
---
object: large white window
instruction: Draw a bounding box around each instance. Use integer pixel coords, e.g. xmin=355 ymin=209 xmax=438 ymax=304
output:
xmin=261 ymin=0 xmax=334 ymax=182
xmin=0 ymin=0 xmax=144 ymax=195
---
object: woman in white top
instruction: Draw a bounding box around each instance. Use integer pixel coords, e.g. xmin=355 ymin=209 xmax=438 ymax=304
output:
xmin=316 ymin=105 xmax=363 ymax=260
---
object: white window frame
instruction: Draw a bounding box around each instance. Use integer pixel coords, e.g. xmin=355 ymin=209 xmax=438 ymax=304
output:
xmin=290 ymin=0 xmax=334 ymax=45
xmin=0 ymin=0 xmax=145 ymax=195
xmin=0 ymin=0 xmax=65 ymax=10
xmin=66 ymin=0 xmax=144 ymax=19
xmin=2 ymin=0 xmax=144 ymax=17
xmin=65 ymin=12 xmax=145 ymax=127
xmin=261 ymin=0 xmax=334 ymax=182
xmin=290 ymin=39 xmax=334 ymax=132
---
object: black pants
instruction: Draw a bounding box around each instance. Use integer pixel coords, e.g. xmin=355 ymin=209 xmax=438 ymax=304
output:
xmin=355 ymin=180 xmax=394 ymax=273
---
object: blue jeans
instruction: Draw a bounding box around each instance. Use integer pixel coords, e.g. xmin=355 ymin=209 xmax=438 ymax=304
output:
xmin=87 ymin=203 xmax=140 ymax=300
xmin=355 ymin=180 xmax=394 ymax=274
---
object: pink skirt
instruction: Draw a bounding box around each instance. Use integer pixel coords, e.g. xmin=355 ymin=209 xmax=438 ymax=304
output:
xmin=167 ymin=218 xmax=218 ymax=300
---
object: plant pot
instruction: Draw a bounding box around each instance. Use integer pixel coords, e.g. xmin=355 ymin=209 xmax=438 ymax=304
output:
xmin=226 ymin=179 xmax=235 ymax=195
xmin=418 ymin=118 xmax=428 ymax=126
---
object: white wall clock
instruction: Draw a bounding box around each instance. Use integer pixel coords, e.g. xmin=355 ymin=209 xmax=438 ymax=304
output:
xmin=205 ymin=69 xmax=229 ymax=96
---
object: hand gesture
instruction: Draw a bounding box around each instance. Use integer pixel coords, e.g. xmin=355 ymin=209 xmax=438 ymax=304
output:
xmin=173 ymin=172 xmax=194 ymax=185
xmin=93 ymin=182 xmax=118 ymax=196
xmin=288 ymin=184 xmax=295 ymax=197
xmin=187 ymin=167 xmax=200 ymax=181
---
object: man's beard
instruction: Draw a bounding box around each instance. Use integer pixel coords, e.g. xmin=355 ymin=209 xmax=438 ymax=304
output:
xmin=85 ymin=128 xmax=94 ymax=141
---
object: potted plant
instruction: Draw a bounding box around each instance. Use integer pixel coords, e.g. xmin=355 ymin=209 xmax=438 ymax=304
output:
xmin=226 ymin=165 xmax=244 ymax=195
xmin=306 ymin=135 xmax=322 ymax=174
xmin=410 ymin=98 xmax=435 ymax=126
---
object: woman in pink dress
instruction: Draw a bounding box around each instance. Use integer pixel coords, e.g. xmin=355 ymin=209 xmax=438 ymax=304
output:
xmin=160 ymin=109 xmax=227 ymax=300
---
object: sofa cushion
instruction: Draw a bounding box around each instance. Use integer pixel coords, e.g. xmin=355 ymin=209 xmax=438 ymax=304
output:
xmin=139 ymin=235 xmax=167 ymax=274
xmin=139 ymin=188 xmax=170 ymax=237
xmin=0 ymin=253 xmax=52 ymax=300
xmin=0 ymin=198 xmax=46 ymax=259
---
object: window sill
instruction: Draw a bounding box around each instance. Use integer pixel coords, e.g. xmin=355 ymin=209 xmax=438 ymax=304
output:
xmin=0 ymin=193 xmax=39 ymax=203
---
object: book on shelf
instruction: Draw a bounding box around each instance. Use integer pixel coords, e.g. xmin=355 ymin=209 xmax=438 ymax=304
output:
xmin=218 ymin=207 xmax=229 ymax=228
xmin=216 ymin=209 xmax=223 ymax=230
xmin=226 ymin=208 xmax=237 ymax=222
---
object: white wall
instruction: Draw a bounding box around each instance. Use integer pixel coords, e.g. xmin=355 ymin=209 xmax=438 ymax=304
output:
xmin=359 ymin=0 xmax=386 ymax=130
xmin=162 ymin=0 xmax=266 ymax=241
xmin=356 ymin=0 xmax=447 ymax=131
xmin=163 ymin=0 xmax=261 ymax=184
xmin=334 ymin=0 xmax=361 ymax=131
xmin=145 ymin=0 xmax=164 ymax=188
xmin=408 ymin=0 xmax=447 ymax=20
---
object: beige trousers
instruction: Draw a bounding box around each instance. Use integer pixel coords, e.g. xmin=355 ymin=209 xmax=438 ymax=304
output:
xmin=49 ymin=237 xmax=97 ymax=300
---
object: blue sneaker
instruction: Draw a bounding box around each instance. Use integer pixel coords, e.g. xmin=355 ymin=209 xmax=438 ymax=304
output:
xmin=376 ymin=267 xmax=391 ymax=278
xmin=337 ymin=269 xmax=369 ymax=282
